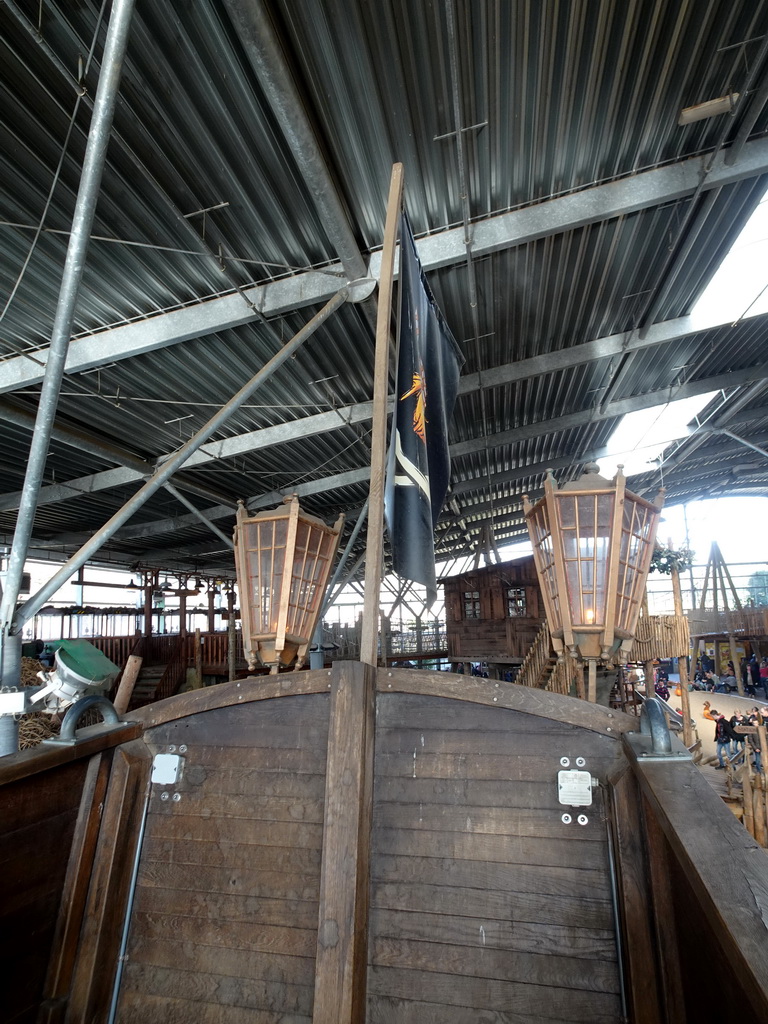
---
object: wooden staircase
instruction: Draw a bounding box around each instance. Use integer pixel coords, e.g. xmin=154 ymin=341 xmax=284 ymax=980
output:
xmin=515 ymin=621 xmax=577 ymax=695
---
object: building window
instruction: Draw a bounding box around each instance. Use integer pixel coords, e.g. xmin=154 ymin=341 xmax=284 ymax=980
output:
xmin=507 ymin=587 xmax=527 ymax=617
xmin=463 ymin=591 xmax=481 ymax=618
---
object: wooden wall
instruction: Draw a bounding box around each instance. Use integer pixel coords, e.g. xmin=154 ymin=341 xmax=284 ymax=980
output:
xmin=443 ymin=557 xmax=544 ymax=664
xmin=367 ymin=692 xmax=625 ymax=1023
xmin=0 ymin=758 xmax=89 ymax=1024
xmin=115 ymin=693 xmax=330 ymax=1023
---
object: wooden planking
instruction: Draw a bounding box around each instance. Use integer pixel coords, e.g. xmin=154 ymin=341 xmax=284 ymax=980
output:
xmin=369 ymin=690 xmax=621 ymax=1023
xmin=149 ymin=786 xmax=325 ymax=823
xmin=128 ymin=934 xmax=314 ymax=986
xmin=313 ymin=659 xmax=376 ymax=1023
xmin=117 ymin=693 xmax=330 ymax=1023
xmin=121 ymin=961 xmax=313 ymax=1016
xmin=130 ymin=910 xmax=317 ymax=957
xmin=139 ymin=834 xmax=321 ymax=873
xmin=372 ymin=824 xmax=607 ymax=868
xmin=146 ymin=811 xmax=324 ymax=849
xmin=368 ymin=966 xmax=621 ymax=1021
xmin=0 ymin=721 xmax=141 ymax=787
xmin=371 ymin=906 xmax=616 ymax=960
xmin=374 ymin=852 xmax=611 ymax=900
xmin=128 ymin=670 xmax=331 ymax=729
xmin=631 ymin=752 xmax=768 ymax=1019
xmin=117 ymin=990 xmax=310 ymax=1024
xmin=132 ymin=884 xmax=318 ymax=928
xmin=0 ymin=757 xmax=90 ymax=1024
xmin=368 ymin=993 xmax=621 ymax=1024
xmin=372 ymin=880 xmax=614 ymax=930
xmin=375 ymin=798 xmax=607 ymax=840
xmin=371 ymin=935 xmax=619 ymax=991
xmin=137 ymin=864 xmax=321 ymax=905
xmin=378 ymin=670 xmax=635 ymax=735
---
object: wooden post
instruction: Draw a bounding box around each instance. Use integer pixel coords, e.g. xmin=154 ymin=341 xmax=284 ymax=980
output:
xmin=143 ymin=572 xmax=153 ymax=638
xmin=194 ymin=628 xmax=203 ymax=688
xmin=227 ymin=590 xmax=236 ymax=681
xmin=669 ymin=564 xmax=693 ymax=746
xmin=587 ymin=658 xmax=597 ymax=703
xmin=360 ymin=162 xmax=404 ymax=667
xmin=313 ymin=660 xmax=376 ymax=1023
xmin=207 ymin=585 xmax=216 ymax=634
xmin=112 ymin=654 xmax=143 ymax=716
xmin=179 ymin=587 xmax=187 ymax=638
xmin=729 ymin=634 xmax=745 ymax=697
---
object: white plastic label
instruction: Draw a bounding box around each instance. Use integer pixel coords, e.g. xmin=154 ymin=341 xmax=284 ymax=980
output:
xmin=152 ymin=753 xmax=182 ymax=785
xmin=557 ymin=769 xmax=593 ymax=807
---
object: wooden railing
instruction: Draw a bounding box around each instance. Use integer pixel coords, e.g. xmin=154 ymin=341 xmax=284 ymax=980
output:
xmin=632 ymin=614 xmax=690 ymax=660
xmin=514 ymin=622 xmax=553 ymax=690
xmin=546 ymin=655 xmax=576 ymax=696
xmin=155 ymin=636 xmax=189 ymax=702
xmin=687 ymin=607 xmax=768 ymax=638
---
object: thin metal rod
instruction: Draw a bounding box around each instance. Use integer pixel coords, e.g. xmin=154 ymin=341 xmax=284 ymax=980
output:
xmin=321 ymin=499 xmax=369 ymax=617
xmin=0 ymin=0 xmax=137 ymax=637
xmin=15 ymin=290 xmax=347 ymax=629
xmin=163 ymin=483 xmax=234 ymax=549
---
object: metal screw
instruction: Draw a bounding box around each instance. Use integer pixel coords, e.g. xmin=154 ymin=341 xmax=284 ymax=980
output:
xmin=577 ymin=814 xmax=588 ymax=825
xmin=575 ymin=757 xmax=586 ymax=767
xmin=160 ymin=792 xmax=169 ymax=801
xmin=179 ymin=744 xmax=187 ymax=753
xmin=172 ymin=793 xmax=181 ymax=802
xmin=561 ymin=813 xmax=572 ymax=824
xmin=168 ymin=745 xmax=176 ymax=753
xmin=560 ymin=756 xmax=570 ymax=767
xmin=493 ymin=696 xmax=498 ymax=702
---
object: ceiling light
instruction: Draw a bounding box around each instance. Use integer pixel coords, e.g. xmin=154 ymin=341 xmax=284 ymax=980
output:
xmin=678 ymin=93 xmax=738 ymax=125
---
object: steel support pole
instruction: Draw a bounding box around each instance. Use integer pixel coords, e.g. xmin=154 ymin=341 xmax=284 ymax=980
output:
xmin=15 ymin=290 xmax=348 ymax=630
xmin=0 ymin=0 xmax=136 ymax=665
xmin=163 ymin=483 xmax=234 ymax=549
xmin=221 ymin=0 xmax=367 ymax=284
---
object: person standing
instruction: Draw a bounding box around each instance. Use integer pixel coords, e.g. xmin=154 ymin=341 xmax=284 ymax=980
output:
xmin=711 ymin=711 xmax=735 ymax=769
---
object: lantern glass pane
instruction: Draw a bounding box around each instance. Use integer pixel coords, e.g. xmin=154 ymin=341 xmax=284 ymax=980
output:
xmin=242 ymin=518 xmax=288 ymax=635
xmin=615 ymin=497 xmax=656 ymax=632
xmin=526 ymin=502 xmax=562 ymax=630
xmin=558 ymin=492 xmax=613 ymax=626
xmin=286 ymin=522 xmax=336 ymax=642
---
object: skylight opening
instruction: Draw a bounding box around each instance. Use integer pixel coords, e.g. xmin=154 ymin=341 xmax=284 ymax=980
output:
xmin=690 ymin=186 xmax=768 ymax=328
xmin=597 ymin=392 xmax=718 ymax=479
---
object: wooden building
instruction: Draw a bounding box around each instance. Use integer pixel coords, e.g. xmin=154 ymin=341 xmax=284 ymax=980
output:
xmin=442 ymin=556 xmax=544 ymax=672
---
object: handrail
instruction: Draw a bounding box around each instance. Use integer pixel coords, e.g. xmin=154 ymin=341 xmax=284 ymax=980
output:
xmin=514 ymin=621 xmax=552 ymax=689
xmin=154 ymin=636 xmax=189 ymax=702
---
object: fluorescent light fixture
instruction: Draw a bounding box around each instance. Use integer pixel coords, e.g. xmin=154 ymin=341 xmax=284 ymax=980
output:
xmin=597 ymin=392 xmax=718 ymax=479
xmin=678 ymin=93 xmax=738 ymax=125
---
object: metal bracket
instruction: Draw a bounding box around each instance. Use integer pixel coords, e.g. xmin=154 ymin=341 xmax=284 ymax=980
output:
xmin=42 ymin=694 xmax=122 ymax=745
xmin=624 ymin=696 xmax=692 ymax=762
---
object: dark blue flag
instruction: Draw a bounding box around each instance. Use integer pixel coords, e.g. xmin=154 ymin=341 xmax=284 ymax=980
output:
xmin=384 ymin=211 xmax=464 ymax=604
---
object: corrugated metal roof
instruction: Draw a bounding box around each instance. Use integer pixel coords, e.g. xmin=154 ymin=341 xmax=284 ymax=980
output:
xmin=1 ymin=0 xmax=768 ymax=585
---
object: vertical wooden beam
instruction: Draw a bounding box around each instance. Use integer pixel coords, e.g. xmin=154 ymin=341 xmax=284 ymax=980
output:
xmin=67 ymin=740 xmax=151 ymax=1022
xmin=607 ymin=768 xmax=664 ymax=1024
xmin=313 ymin=661 xmax=376 ymax=1023
xmin=670 ymin=564 xmax=693 ymax=745
xmin=113 ymin=653 xmax=143 ymax=716
xmin=38 ymin=753 xmax=112 ymax=1024
xmin=360 ymin=163 xmax=404 ymax=667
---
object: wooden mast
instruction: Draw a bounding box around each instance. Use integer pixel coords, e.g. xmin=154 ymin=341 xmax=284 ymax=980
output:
xmin=360 ymin=163 xmax=404 ymax=667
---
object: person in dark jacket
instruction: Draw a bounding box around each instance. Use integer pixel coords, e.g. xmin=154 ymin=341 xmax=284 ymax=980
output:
xmin=712 ymin=711 xmax=738 ymax=768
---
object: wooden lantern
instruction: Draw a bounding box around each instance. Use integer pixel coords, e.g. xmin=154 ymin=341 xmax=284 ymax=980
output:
xmin=234 ymin=496 xmax=344 ymax=673
xmin=524 ymin=464 xmax=663 ymax=696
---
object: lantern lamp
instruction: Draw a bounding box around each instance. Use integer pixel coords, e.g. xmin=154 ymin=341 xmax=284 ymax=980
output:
xmin=233 ymin=496 xmax=344 ymax=673
xmin=523 ymin=464 xmax=664 ymax=699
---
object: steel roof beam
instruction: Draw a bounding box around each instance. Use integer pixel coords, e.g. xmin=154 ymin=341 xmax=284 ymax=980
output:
xmin=2 ymin=136 xmax=768 ymax=395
